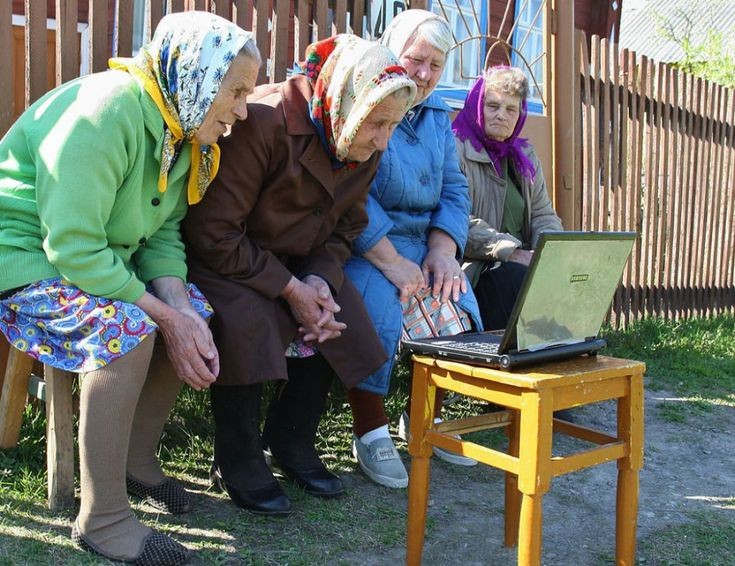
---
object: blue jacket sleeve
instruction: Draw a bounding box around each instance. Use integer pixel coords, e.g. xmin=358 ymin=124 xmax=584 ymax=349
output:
xmin=429 ymin=111 xmax=471 ymax=254
xmin=352 ymin=190 xmax=394 ymax=256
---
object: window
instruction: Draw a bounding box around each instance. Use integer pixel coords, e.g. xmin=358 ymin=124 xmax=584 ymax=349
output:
xmin=429 ymin=0 xmax=546 ymax=113
xmin=512 ymin=0 xmax=545 ymax=112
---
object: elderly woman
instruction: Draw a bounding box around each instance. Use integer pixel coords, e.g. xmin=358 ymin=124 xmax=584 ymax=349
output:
xmin=337 ymin=10 xmax=483 ymax=489
xmin=182 ymin=35 xmax=415 ymax=515
xmin=0 ymin=12 xmax=259 ymax=565
xmin=452 ymin=66 xmax=563 ymax=330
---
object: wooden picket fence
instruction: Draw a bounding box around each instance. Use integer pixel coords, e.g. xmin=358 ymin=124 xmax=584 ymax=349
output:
xmin=1 ymin=3 xmax=734 ymax=327
xmin=578 ymin=31 xmax=735 ymax=326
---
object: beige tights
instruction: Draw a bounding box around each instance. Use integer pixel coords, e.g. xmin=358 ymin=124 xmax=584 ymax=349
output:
xmin=77 ymin=335 xmax=155 ymax=560
xmin=127 ymin=338 xmax=183 ymax=485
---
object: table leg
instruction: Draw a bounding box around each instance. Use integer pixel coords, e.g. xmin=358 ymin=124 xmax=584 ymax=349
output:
xmin=516 ymin=391 xmax=553 ymax=566
xmin=406 ymin=360 xmax=435 ymax=566
xmin=406 ymin=455 xmax=431 ymax=566
xmin=504 ymin=408 xmax=521 ymax=548
xmin=616 ymin=371 xmax=644 ymax=565
xmin=518 ymin=493 xmax=543 ymax=566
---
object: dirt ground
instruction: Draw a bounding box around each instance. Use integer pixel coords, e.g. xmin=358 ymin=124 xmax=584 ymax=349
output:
xmin=334 ymin=384 xmax=735 ymax=565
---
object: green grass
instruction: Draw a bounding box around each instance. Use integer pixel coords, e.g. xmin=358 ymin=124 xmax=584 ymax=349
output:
xmin=602 ymin=315 xmax=735 ymax=403
xmin=637 ymin=508 xmax=735 ymax=566
xmin=2 ymin=315 xmax=735 ymax=564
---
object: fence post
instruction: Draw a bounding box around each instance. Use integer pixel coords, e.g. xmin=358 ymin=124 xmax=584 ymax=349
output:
xmin=550 ymin=0 xmax=579 ymax=229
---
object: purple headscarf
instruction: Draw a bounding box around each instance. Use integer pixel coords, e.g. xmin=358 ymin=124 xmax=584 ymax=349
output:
xmin=452 ymin=70 xmax=536 ymax=181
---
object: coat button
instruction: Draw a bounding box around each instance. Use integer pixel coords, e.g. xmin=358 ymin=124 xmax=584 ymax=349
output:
xmin=123 ymin=245 xmax=130 ymax=249
xmin=138 ymin=237 xmax=147 ymax=245
xmin=313 ymin=206 xmax=323 ymax=216
xmin=420 ymin=174 xmax=430 ymax=185
xmin=151 ymin=197 xmax=161 ymax=206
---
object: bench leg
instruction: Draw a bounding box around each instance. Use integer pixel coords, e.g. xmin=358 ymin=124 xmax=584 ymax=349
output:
xmin=0 ymin=348 xmax=34 ymax=448
xmin=45 ymin=366 xmax=75 ymax=510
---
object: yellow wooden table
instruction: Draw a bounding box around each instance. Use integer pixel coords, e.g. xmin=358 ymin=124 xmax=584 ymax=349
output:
xmin=405 ymin=354 xmax=645 ymax=566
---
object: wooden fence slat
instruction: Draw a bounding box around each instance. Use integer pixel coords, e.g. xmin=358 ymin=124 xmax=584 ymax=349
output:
xmin=684 ymin=72 xmax=697 ymax=319
xmin=610 ymin=39 xmax=622 ymax=322
xmin=115 ymin=0 xmax=133 ymax=57
xmin=632 ymin=56 xmax=647 ymax=319
xmin=653 ymin=61 xmax=667 ymax=317
xmin=334 ymin=0 xmax=347 ymax=34
xmin=89 ymin=0 xmax=108 ymax=73
xmin=168 ymin=0 xmax=187 ymax=12
xmin=213 ymin=0 xmax=232 ymax=18
xmin=55 ymin=0 xmax=78 ymax=86
xmin=667 ymin=68 xmax=682 ymax=318
xmin=351 ymin=0 xmax=364 ymax=37
xmin=580 ymin=32 xmax=592 ymax=231
xmin=0 ymin=0 xmax=14 ymax=135
xmin=708 ymin=84 xmax=725 ymax=312
xmin=620 ymin=48 xmax=633 ymax=325
xmin=600 ymin=38 xmax=611 ymax=232
xmin=695 ymin=80 xmax=710 ymax=314
xmin=25 ymin=0 xmax=47 ymax=107
xmin=296 ymin=0 xmax=310 ymax=60
xmin=589 ymin=35 xmax=600 ymax=232
xmin=272 ymin=0 xmax=289 ymax=82
xmin=148 ymin=0 xmax=165 ymax=42
xmin=234 ymin=0 xmax=253 ymax=33
xmin=315 ymin=0 xmax=328 ymax=40
xmin=721 ymin=90 xmax=735 ymax=312
xmin=255 ymin=0 xmax=269 ymax=83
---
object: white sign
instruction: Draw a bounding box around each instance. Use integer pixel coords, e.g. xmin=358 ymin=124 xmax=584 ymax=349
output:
xmin=367 ymin=0 xmax=407 ymax=40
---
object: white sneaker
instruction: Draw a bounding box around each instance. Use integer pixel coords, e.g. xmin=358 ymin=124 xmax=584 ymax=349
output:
xmin=352 ymin=435 xmax=408 ymax=488
xmin=398 ymin=411 xmax=478 ymax=467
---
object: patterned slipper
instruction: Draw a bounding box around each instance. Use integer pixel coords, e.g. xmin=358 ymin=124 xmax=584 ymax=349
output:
xmin=71 ymin=521 xmax=190 ymax=565
xmin=126 ymin=475 xmax=193 ymax=514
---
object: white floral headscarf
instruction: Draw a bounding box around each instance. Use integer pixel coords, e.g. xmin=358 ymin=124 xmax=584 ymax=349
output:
xmin=379 ymin=9 xmax=444 ymax=57
xmin=109 ymin=11 xmax=256 ymax=204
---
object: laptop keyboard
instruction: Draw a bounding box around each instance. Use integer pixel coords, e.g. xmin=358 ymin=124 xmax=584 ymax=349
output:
xmin=436 ymin=340 xmax=500 ymax=355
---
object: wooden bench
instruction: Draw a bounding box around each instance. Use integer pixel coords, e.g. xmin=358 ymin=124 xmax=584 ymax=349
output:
xmin=405 ymin=354 xmax=645 ymax=566
xmin=0 ymin=343 xmax=76 ymax=510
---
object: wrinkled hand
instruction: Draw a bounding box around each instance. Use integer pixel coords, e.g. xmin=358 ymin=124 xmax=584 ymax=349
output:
xmin=508 ymin=248 xmax=534 ymax=266
xmin=381 ymin=255 xmax=426 ymax=302
xmin=422 ymin=248 xmax=466 ymax=303
xmin=157 ymin=307 xmax=219 ymax=391
xmin=283 ymin=276 xmax=347 ymax=343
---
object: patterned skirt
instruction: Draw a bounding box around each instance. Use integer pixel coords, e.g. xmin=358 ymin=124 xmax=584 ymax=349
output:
xmin=0 ymin=278 xmax=213 ymax=373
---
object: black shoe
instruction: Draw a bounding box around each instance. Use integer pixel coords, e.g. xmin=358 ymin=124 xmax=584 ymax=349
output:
xmin=72 ymin=521 xmax=190 ymax=565
xmin=209 ymin=384 xmax=293 ymax=517
xmin=267 ymin=451 xmax=344 ymax=498
xmin=126 ymin=475 xmax=192 ymax=514
xmin=263 ymin=355 xmax=343 ymax=498
xmin=210 ymin=463 xmax=292 ymax=516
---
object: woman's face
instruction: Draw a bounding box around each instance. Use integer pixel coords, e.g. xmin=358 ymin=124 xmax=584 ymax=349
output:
xmin=483 ymin=87 xmax=522 ymax=141
xmin=195 ymin=53 xmax=260 ymax=145
xmin=345 ymin=92 xmax=407 ymax=162
xmin=399 ymin=35 xmax=445 ymax=104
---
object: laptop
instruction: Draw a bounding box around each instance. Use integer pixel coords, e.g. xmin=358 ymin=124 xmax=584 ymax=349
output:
xmin=402 ymin=231 xmax=637 ymax=369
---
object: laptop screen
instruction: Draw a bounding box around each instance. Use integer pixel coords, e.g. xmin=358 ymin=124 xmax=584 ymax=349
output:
xmin=509 ymin=232 xmax=636 ymax=352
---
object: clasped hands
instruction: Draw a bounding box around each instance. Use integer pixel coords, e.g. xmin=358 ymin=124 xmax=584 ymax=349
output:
xmin=283 ymin=274 xmax=346 ymax=344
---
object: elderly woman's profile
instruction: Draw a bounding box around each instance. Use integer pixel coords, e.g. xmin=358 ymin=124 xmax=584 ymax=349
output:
xmin=0 ymin=11 xmax=260 ymax=565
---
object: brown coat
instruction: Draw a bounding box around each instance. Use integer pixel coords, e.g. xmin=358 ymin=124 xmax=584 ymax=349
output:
xmin=183 ymin=75 xmax=387 ymax=387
